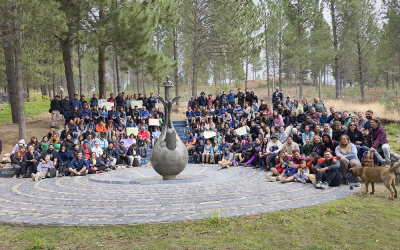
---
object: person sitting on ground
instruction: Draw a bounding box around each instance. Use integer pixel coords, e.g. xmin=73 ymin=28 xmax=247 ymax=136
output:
xmin=294 ymin=160 xmax=309 ymax=184
xmin=11 ymin=146 xmax=26 ymax=179
xmin=39 ymin=144 xmax=58 ymax=166
xmin=335 ymin=134 xmax=361 ymax=186
xmin=279 ymin=160 xmax=297 ymax=183
xmin=264 ymin=135 xmax=283 ymax=168
xmin=115 ymin=141 xmax=128 ymax=165
xmin=218 ymin=148 xmax=234 ymax=170
xmin=319 ymin=109 xmax=330 ymax=126
xmin=88 ymin=152 xmax=106 ymax=173
xmin=309 ymin=135 xmax=323 ymax=157
xmin=193 ymin=140 xmax=205 ymax=164
xmin=308 ymin=107 xmax=321 ymax=124
xmin=313 ymin=151 xmax=342 ymax=189
xmin=367 ymin=118 xmax=391 ymax=167
xmin=32 ymin=154 xmax=55 ymax=181
xmin=68 ymin=152 xmax=89 ymax=176
xmin=57 ymin=144 xmax=71 ymax=177
xmin=104 ymin=143 xmax=117 ymax=169
xmin=282 ymin=136 xmax=299 ymax=158
xmin=127 ymin=144 xmax=140 ymax=167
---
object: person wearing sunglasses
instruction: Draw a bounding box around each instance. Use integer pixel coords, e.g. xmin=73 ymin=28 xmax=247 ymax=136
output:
xmin=332 ymin=121 xmax=346 ymax=141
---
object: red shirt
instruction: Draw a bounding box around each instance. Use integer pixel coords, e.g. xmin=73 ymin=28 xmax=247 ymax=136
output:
xmin=138 ymin=131 xmax=149 ymax=140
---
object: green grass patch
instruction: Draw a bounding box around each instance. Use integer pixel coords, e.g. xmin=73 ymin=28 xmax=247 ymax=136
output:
xmin=0 ymin=102 xmax=49 ymax=125
xmin=0 ymin=185 xmax=399 ymax=249
xmin=385 ymin=123 xmax=400 ymax=150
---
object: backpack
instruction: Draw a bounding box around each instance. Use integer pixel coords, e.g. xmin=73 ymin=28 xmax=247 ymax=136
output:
xmin=133 ymin=158 xmax=140 ymax=167
xmin=193 ymin=154 xmax=201 ymax=164
xmin=2 ymin=153 xmax=11 ymax=163
xmin=46 ymin=167 xmax=57 ymax=178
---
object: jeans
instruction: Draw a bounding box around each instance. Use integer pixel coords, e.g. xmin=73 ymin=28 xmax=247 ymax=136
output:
xmin=355 ymin=145 xmax=370 ymax=161
xmin=374 ymin=143 xmax=391 ymax=163
xmin=63 ymin=110 xmax=70 ymax=122
xmin=12 ymin=163 xmax=21 ymax=176
xmin=339 ymin=158 xmax=361 ymax=179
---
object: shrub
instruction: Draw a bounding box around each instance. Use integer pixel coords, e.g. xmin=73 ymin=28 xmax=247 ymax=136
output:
xmin=29 ymin=93 xmax=51 ymax=102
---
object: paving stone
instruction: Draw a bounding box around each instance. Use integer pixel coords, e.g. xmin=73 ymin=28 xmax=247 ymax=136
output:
xmin=0 ymin=164 xmax=358 ymax=226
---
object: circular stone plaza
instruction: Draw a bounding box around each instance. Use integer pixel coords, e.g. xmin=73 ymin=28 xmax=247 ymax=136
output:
xmin=0 ymin=164 xmax=358 ymax=226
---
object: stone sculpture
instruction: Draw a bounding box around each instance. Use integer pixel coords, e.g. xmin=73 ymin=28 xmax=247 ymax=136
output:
xmin=149 ymin=76 xmax=189 ymax=180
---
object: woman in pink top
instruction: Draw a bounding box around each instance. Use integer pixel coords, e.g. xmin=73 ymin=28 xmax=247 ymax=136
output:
xmin=273 ymin=111 xmax=284 ymax=126
xmin=264 ymin=105 xmax=273 ymax=117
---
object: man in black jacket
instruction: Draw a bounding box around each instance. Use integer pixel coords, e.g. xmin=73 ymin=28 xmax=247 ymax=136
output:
xmin=60 ymin=96 xmax=71 ymax=124
xmin=313 ymin=151 xmax=342 ymax=188
xmin=115 ymin=93 xmax=124 ymax=111
xmin=104 ymin=144 xmax=117 ymax=168
xmin=39 ymin=144 xmax=58 ymax=167
xmin=273 ymin=97 xmax=284 ymax=110
xmin=236 ymin=88 xmax=245 ymax=108
xmin=50 ymin=95 xmax=62 ymax=128
xmin=89 ymin=94 xmax=98 ymax=108
xmin=21 ymin=145 xmax=40 ymax=178
xmin=193 ymin=140 xmax=205 ymax=163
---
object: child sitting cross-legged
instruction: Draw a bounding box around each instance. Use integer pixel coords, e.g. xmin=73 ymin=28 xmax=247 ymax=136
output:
xmin=294 ymin=160 xmax=309 ymax=184
xmin=278 ymin=160 xmax=296 ymax=183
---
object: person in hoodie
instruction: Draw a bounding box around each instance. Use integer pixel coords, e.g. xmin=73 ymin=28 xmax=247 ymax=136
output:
xmin=80 ymin=103 xmax=92 ymax=124
xmin=320 ymin=134 xmax=339 ymax=157
xmin=60 ymin=96 xmax=71 ymax=123
xmin=367 ymin=118 xmax=391 ymax=167
xmin=192 ymin=140 xmax=205 ymax=164
xmin=263 ymin=135 xmax=283 ymax=168
xmin=342 ymin=111 xmax=353 ymax=128
xmin=32 ymin=154 xmax=55 ymax=181
xmin=57 ymin=144 xmax=71 ymax=177
xmin=11 ymin=139 xmax=26 ymax=154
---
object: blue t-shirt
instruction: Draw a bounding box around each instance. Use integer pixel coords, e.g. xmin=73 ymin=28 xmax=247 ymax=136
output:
xmin=223 ymin=152 xmax=233 ymax=160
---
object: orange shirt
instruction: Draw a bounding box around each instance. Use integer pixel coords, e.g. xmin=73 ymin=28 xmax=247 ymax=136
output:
xmin=96 ymin=124 xmax=107 ymax=132
xmin=186 ymin=138 xmax=196 ymax=146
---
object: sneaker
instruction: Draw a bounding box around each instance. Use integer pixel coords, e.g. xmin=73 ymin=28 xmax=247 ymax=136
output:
xmin=321 ymin=182 xmax=329 ymax=189
xmin=301 ymin=179 xmax=306 ymax=184
xmin=315 ymin=181 xmax=323 ymax=189
xmin=312 ymin=180 xmax=317 ymax=186
xmin=343 ymin=178 xmax=349 ymax=185
xmin=57 ymin=174 xmax=63 ymax=177
xmin=265 ymin=175 xmax=276 ymax=182
xmin=31 ymin=173 xmax=35 ymax=181
xmin=105 ymin=168 xmax=110 ymax=172
xmin=71 ymin=173 xmax=76 ymax=176
xmin=276 ymin=176 xmax=281 ymax=181
xmin=35 ymin=173 xmax=39 ymax=182
xmin=79 ymin=173 xmax=86 ymax=176
xmin=354 ymin=178 xmax=361 ymax=187
xmin=13 ymin=175 xmax=17 ymax=179
xmin=280 ymin=178 xmax=287 ymax=183
xmin=97 ymin=170 xmax=103 ymax=174
xmin=18 ymin=176 xmax=24 ymax=179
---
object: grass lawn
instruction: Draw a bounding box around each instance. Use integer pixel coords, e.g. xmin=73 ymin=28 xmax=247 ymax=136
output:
xmin=0 ymin=184 xmax=399 ymax=250
xmin=0 ymin=102 xmax=49 ymax=125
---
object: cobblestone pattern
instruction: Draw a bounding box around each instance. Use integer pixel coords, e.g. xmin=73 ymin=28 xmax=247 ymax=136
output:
xmin=0 ymin=165 xmax=358 ymax=226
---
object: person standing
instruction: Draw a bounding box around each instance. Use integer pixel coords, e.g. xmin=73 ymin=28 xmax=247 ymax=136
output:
xmin=89 ymin=94 xmax=98 ymax=108
xmin=60 ymin=96 xmax=71 ymax=123
xmin=272 ymin=87 xmax=283 ymax=104
xmin=50 ymin=95 xmax=62 ymax=128
xmin=115 ymin=93 xmax=124 ymax=111
xmin=236 ymin=88 xmax=245 ymax=108
xmin=147 ymin=93 xmax=157 ymax=112
xmin=70 ymin=94 xmax=82 ymax=111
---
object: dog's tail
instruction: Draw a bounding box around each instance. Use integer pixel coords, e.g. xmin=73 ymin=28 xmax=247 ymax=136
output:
xmin=389 ymin=162 xmax=399 ymax=173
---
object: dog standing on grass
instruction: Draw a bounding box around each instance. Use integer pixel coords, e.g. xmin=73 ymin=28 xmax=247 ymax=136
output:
xmin=350 ymin=162 xmax=398 ymax=200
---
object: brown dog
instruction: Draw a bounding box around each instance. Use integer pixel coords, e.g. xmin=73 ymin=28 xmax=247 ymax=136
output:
xmin=349 ymin=163 xmax=398 ymax=200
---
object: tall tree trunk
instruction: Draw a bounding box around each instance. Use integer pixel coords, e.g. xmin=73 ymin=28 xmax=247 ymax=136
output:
xmin=141 ymin=65 xmax=146 ymax=95
xmin=60 ymin=38 xmax=75 ymax=99
xmin=116 ymin=54 xmax=121 ymax=93
xmin=278 ymin=32 xmax=282 ymax=90
xmin=78 ymin=43 xmax=83 ymax=96
xmin=12 ymin=4 xmax=26 ymax=140
xmin=330 ymin=0 xmax=340 ymax=99
xmin=297 ymin=22 xmax=303 ymax=101
xmin=98 ymin=45 xmax=106 ymax=97
xmin=173 ymin=25 xmax=179 ymax=105
xmin=2 ymin=21 xmax=18 ymax=123
xmin=192 ymin=0 xmax=199 ymax=97
xmin=48 ymin=84 xmax=52 ymax=98
xmin=324 ymin=64 xmax=326 ymax=87
xmin=245 ymin=58 xmax=248 ymax=89
xmin=136 ymin=72 xmax=140 ymax=94
xmin=265 ymin=20 xmax=270 ymax=101
xmin=112 ymin=53 xmax=117 ymax=95
xmin=26 ymin=83 xmax=29 ymax=102
xmin=392 ymin=74 xmax=395 ymax=89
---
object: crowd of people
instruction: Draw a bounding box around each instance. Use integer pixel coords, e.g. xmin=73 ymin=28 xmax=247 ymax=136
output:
xmin=185 ymin=87 xmax=392 ymax=189
xmin=9 ymin=92 xmax=164 ymax=180
xmin=6 ymin=87 xmax=392 ymax=189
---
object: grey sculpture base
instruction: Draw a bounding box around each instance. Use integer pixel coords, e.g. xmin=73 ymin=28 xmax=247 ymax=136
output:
xmin=163 ymin=175 xmax=177 ymax=180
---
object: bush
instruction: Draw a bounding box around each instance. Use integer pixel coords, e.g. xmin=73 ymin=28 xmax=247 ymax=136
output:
xmin=381 ymin=90 xmax=400 ymax=116
xmin=29 ymin=93 xmax=51 ymax=102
